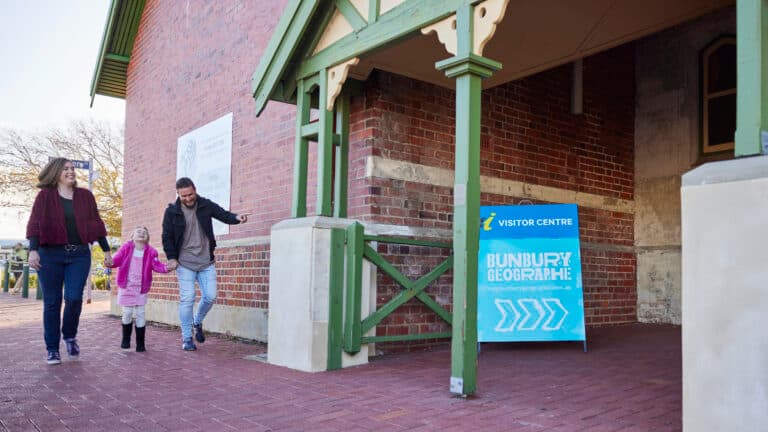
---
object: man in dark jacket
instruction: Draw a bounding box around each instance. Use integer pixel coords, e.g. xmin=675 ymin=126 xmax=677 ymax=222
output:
xmin=161 ymin=177 xmax=248 ymax=351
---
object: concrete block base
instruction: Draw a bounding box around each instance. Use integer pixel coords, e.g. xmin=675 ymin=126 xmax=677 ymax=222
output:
xmin=681 ymin=156 xmax=768 ymax=431
xmin=267 ymin=217 xmax=375 ymax=372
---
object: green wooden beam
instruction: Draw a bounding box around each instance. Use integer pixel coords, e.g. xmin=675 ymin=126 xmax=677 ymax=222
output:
xmin=335 ymin=0 xmax=367 ymax=32
xmin=361 ymin=245 xmax=453 ymax=333
xmin=735 ymin=0 xmax=768 ymax=156
xmin=327 ymin=227 xmax=346 ymax=370
xmin=120 ymin=0 xmax=145 ymax=56
xmin=362 ymin=332 xmax=451 ymax=343
xmin=368 ymin=0 xmax=380 ymax=23
xmin=316 ymin=68 xmax=334 ymax=216
xmin=304 ymin=73 xmax=321 ymax=91
xmin=279 ymin=5 xmax=338 ymax=103
xmin=344 ymin=222 xmax=364 ymax=354
xmin=306 ymin=3 xmax=338 ymax=58
xmin=300 ymin=123 xmax=342 ymax=145
xmin=297 ymin=0 xmax=477 ymax=79
xmin=300 ymin=122 xmax=319 ymax=139
xmin=436 ymin=3 xmax=500 ymax=397
xmin=416 ymin=286 xmax=453 ymax=325
xmin=292 ymin=79 xmax=310 ymax=218
xmin=363 ymin=244 xmax=412 ymax=288
xmin=363 ymin=235 xmax=451 ymax=248
xmin=104 ymin=53 xmax=130 ymax=63
xmin=333 ymin=91 xmax=350 ymax=217
xmin=252 ymin=0 xmax=322 ymax=116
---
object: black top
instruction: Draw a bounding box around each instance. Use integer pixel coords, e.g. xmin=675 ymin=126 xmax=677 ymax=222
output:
xmin=60 ymin=197 xmax=83 ymax=245
xmin=161 ymin=196 xmax=240 ymax=261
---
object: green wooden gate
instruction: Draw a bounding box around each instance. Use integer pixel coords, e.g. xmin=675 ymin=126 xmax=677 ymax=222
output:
xmin=327 ymin=222 xmax=453 ymax=367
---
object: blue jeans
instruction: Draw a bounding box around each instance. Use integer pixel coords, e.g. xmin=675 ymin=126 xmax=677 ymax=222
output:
xmin=177 ymin=264 xmax=217 ymax=339
xmin=38 ymin=246 xmax=91 ymax=352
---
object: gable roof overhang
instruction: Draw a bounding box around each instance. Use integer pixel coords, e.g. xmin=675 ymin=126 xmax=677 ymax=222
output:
xmin=89 ymin=0 xmax=146 ymax=106
xmin=253 ymin=0 xmax=735 ymax=117
xmin=252 ymin=0 xmax=471 ymax=116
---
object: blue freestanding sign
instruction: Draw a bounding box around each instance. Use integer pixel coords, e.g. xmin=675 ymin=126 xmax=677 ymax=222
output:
xmin=478 ymin=204 xmax=586 ymax=343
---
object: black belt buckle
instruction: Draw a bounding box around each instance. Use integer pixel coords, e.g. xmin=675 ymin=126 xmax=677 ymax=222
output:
xmin=64 ymin=244 xmax=82 ymax=252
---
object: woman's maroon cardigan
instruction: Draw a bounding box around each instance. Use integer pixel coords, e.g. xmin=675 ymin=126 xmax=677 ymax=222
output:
xmin=26 ymin=187 xmax=108 ymax=249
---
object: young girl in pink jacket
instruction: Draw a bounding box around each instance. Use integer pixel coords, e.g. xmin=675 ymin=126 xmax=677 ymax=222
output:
xmin=108 ymin=226 xmax=170 ymax=352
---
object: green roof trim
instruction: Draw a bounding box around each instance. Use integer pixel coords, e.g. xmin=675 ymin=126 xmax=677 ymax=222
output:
xmin=251 ymin=0 xmax=474 ymax=117
xmin=90 ymin=0 xmax=146 ymax=106
xmin=251 ymin=0 xmax=323 ymax=117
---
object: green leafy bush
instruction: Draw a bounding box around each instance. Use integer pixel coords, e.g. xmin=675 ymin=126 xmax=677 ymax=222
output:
xmin=7 ymin=274 xmax=38 ymax=288
xmin=92 ymin=275 xmax=109 ymax=290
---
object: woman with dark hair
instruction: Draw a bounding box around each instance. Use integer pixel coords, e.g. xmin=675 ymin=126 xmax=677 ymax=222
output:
xmin=26 ymin=158 xmax=112 ymax=365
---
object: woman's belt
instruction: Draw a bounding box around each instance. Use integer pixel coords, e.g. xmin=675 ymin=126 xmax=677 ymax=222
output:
xmin=42 ymin=244 xmax=89 ymax=252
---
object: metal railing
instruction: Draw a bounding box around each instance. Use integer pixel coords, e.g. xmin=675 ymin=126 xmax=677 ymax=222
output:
xmin=2 ymin=260 xmax=34 ymax=298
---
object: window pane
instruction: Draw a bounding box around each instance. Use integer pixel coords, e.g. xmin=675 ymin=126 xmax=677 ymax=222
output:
xmin=708 ymin=43 xmax=736 ymax=93
xmin=707 ymin=94 xmax=736 ymax=146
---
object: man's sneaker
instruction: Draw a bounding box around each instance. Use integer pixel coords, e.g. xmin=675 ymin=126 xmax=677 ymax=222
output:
xmin=64 ymin=338 xmax=80 ymax=358
xmin=46 ymin=351 xmax=62 ymax=365
xmin=194 ymin=323 xmax=205 ymax=343
xmin=182 ymin=338 xmax=197 ymax=351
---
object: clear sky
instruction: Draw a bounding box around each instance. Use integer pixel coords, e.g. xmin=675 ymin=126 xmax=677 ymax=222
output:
xmin=0 ymin=1 xmax=125 ymax=238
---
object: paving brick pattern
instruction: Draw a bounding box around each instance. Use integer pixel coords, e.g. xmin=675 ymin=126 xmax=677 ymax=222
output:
xmin=0 ymin=291 xmax=680 ymax=431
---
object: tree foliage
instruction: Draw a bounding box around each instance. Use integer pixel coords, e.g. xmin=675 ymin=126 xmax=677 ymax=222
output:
xmin=0 ymin=120 xmax=124 ymax=237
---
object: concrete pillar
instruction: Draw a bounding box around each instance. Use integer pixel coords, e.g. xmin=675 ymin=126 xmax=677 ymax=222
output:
xmin=268 ymin=216 xmax=376 ymax=372
xmin=681 ymin=156 xmax=768 ymax=431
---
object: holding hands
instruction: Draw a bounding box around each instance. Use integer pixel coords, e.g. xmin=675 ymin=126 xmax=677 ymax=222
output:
xmin=167 ymin=259 xmax=179 ymax=271
xmin=103 ymin=251 xmax=113 ymax=268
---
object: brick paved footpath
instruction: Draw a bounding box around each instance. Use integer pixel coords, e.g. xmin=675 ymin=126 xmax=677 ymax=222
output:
xmin=0 ymin=291 xmax=681 ymax=431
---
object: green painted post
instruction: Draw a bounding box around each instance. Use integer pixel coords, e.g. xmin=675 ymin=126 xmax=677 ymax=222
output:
xmin=2 ymin=261 xmax=8 ymax=292
xmin=36 ymin=274 xmax=43 ymax=300
xmin=336 ymin=0 xmax=367 ymax=31
xmin=334 ymin=91 xmax=350 ymax=218
xmin=292 ymin=78 xmax=310 ymax=217
xmin=436 ymin=3 xmax=501 ymax=397
xmin=21 ymin=264 xmax=29 ymax=298
xmin=327 ymin=228 xmax=346 ymax=370
xmin=368 ymin=0 xmax=380 ymax=23
xmin=317 ymin=68 xmax=335 ymax=216
xmin=735 ymin=0 xmax=768 ymax=156
xmin=344 ymin=222 xmax=364 ymax=354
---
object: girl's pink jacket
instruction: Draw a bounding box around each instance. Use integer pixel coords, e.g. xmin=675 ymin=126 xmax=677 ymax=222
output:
xmin=108 ymin=241 xmax=168 ymax=294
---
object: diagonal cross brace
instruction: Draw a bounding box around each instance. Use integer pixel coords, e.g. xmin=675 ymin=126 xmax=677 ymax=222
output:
xmin=361 ymin=244 xmax=453 ymax=334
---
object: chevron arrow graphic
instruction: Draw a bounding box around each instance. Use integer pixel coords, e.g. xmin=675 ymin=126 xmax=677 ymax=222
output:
xmin=541 ymin=298 xmax=569 ymax=331
xmin=517 ymin=299 xmax=545 ymax=331
xmin=494 ymin=299 xmax=521 ymax=332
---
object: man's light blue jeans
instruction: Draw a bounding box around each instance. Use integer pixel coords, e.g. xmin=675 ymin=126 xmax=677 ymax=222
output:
xmin=177 ymin=264 xmax=217 ymax=340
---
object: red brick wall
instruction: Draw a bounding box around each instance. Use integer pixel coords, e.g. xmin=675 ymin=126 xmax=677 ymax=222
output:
xmin=123 ymin=0 xmax=636 ymax=347
xmin=123 ymin=0 xmax=293 ymax=304
xmin=351 ymin=45 xmax=636 ymax=346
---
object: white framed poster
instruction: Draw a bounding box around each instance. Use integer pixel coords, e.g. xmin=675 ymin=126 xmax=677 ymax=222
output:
xmin=177 ymin=112 xmax=233 ymax=235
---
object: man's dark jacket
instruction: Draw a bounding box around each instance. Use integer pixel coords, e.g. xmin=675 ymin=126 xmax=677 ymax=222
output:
xmin=161 ymin=196 xmax=239 ymax=261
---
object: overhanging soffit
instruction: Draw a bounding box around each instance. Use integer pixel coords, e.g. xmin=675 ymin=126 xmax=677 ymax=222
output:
xmin=90 ymin=0 xmax=146 ymax=106
xmin=253 ymin=0 xmax=735 ymax=116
